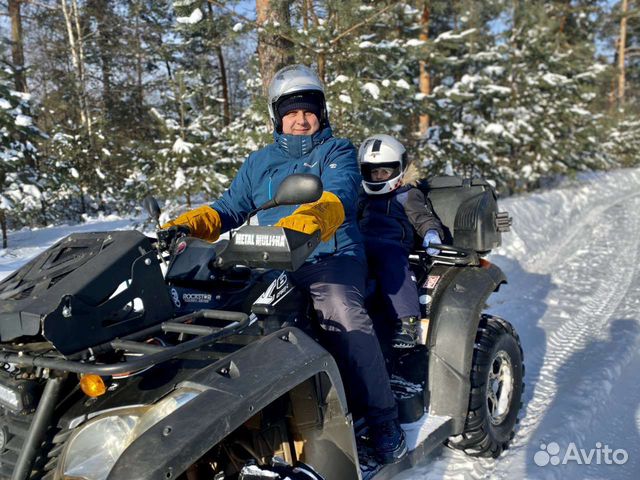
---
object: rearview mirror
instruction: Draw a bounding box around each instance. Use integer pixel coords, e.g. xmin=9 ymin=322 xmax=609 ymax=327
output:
xmin=273 ymin=173 xmax=323 ymax=206
xmin=143 ymin=196 xmax=162 ymax=223
xmin=245 ymin=174 xmax=323 ymax=224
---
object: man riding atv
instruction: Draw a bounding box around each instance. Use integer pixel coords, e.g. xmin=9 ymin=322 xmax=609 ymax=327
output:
xmin=162 ymin=64 xmax=406 ymax=465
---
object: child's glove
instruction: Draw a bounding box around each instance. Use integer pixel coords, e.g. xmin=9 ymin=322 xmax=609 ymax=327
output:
xmin=422 ymin=230 xmax=441 ymax=256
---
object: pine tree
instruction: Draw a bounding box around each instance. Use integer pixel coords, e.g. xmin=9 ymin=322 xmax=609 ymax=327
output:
xmin=422 ymin=28 xmax=508 ymax=180
xmin=277 ymin=1 xmax=427 ymax=147
xmin=424 ymin=1 xmax=611 ymax=192
xmin=0 ymin=65 xmax=44 ymax=246
xmin=498 ymin=1 xmax=609 ymax=191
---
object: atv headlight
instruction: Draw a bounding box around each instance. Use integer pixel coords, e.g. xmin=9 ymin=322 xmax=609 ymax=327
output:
xmin=58 ymin=388 xmax=199 ymax=480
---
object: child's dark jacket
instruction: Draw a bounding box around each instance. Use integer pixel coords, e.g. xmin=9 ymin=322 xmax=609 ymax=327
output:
xmin=358 ymin=164 xmax=444 ymax=253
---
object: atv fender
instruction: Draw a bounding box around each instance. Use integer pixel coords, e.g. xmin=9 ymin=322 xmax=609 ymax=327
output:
xmin=107 ymin=327 xmax=360 ymax=480
xmin=427 ymin=263 xmax=506 ymax=432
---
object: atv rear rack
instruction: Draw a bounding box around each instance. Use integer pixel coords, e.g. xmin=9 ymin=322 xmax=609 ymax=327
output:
xmin=411 ymin=244 xmax=480 ymax=266
xmin=0 ymin=309 xmax=251 ymax=375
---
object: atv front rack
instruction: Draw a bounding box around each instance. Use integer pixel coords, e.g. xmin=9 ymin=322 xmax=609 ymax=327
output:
xmin=0 ymin=309 xmax=251 ymax=375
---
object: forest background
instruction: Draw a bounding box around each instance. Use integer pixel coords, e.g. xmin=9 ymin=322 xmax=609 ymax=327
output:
xmin=1 ymin=0 xmax=638 ymax=247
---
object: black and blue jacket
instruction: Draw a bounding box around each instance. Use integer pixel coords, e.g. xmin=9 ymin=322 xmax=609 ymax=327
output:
xmin=211 ymin=126 xmax=365 ymax=263
xmin=358 ymin=182 xmax=444 ymax=253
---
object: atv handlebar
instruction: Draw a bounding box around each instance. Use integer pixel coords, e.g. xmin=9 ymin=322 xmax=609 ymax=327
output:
xmin=156 ymin=225 xmax=191 ymax=251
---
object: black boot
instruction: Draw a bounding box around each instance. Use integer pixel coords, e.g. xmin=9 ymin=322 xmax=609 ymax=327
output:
xmin=369 ymin=419 xmax=408 ymax=464
xmin=392 ymin=316 xmax=419 ymax=348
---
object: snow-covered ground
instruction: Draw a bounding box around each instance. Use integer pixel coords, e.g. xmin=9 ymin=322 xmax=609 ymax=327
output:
xmin=397 ymin=167 xmax=640 ymax=480
xmin=0 ymin=214 xmax=138 ymax=280
xmin=1 ymin=168 xmax=639 ymax=479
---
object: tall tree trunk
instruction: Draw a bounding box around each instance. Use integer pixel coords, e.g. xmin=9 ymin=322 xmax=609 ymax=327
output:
xmin=9 ymin=0 xmax=27 ymax=93
xmin=9 ymin=0 xmax=37 ymax=171
xmin=256 ymin=0 xmax=294 ymax=96
xmin=216 ymin=46 xmax=231 ymax=126
xmin=134 ymin=5 xmax=144 ymax=115
xmin=90 ymin=0 xmax=115 ymax=120
xmin=418 ymin=1 xmax=430 ymax=135
xmin=175 ymin=72 xmax=187 ymax=135
xmin=302 ymin=0 xmax=308 ymax=30
xmin=61 ymin=0 xmax=92 ymax=136
xmin=0 ymin=209 xmax=7 ymax=249
xmin=71 ymin=0 xmax=92 ymax=137
xmin=617 ymin=0 xmax=628 ymax=107
xmin=206 ymin=2 xmax=231 ymax=126
xmin=61 ymin=0 xmax=92 ymax=212
xmin=558 ymin=0 xmax=570 ymax=36
xmin=609 ymin=37 xmax=619 ymax=111
xmin=307 ymin=0 xmax=325 ymax=82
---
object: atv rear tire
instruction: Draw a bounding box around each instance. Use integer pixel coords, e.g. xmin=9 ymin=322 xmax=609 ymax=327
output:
xmin=447 ymin=314 xmax=524 ymax=458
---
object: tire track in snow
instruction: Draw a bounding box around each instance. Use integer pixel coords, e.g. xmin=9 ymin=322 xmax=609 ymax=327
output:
xmin=489 ymin=193 xmax=640 ymax=479
xmin=528 ymin=189 xmax=640 ymax=273
xmin=397 ymin=191 xmax=640 ymax=480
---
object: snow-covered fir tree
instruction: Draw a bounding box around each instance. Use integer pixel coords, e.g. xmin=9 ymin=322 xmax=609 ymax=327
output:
xmin=424 ymin=1 xmax=611 ymax=193
xmin=0 ymin=65 xmax=44 ymax=246
xmin=289 ymin=2 xmax=426 ymax=147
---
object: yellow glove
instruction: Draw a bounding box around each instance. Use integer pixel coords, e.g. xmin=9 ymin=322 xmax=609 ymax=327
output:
xmin=275 ymin=191 xmax=345 ymax=242
xmin=161 ymin=205 xmax=222 ymax=242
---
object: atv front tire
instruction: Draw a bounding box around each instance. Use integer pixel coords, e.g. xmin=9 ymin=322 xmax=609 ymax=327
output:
xmin=447 ymin=314 xmax=524 ymax=458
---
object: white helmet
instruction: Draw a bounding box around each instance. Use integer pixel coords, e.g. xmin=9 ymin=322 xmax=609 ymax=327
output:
xmin=358 ymin=134 xmax=408 ymax=195
xmin=267 ymin=64 xmax=327 ymax=132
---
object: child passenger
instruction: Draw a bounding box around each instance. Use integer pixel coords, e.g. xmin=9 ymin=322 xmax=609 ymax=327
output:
xmin=358 ymin=134 xmax=444 ymax=348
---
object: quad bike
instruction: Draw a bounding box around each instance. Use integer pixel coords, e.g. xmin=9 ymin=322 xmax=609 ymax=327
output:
xmin=0 ymin=174 xmax=522 ymax=480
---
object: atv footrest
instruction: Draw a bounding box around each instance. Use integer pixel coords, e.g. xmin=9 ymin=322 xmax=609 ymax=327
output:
xmin=359 ymin=414 xmax=455 ymax=480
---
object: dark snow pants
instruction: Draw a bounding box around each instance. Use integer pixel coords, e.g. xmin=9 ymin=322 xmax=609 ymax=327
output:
xmin=290 ymin=255 xmax=398 ymax=426
xmin=365 ymin=240 xmax=421 ymax=320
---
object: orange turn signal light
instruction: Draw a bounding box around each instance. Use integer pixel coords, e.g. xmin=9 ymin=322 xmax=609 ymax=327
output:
xmin=479 ymin=258 xmax=492 ymax=269
xmin=80 ymin=374 xmax=107 ymax=398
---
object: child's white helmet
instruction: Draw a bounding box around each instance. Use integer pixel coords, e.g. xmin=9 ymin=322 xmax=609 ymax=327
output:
xmin=267 ymin=64 xmax=327 ymax=132
xmin=358 ymin=134 xmax=407 ymax=195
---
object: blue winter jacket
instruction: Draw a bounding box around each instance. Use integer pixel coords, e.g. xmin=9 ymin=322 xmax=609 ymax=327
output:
xmin=211 ymin=126 xmax=365 ymax=264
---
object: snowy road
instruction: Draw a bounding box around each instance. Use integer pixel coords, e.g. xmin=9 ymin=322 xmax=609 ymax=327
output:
xmin=1 ymin=169 xmax=639 ymax=480
xmin=398 ymin=169 xmax=640 ymax=480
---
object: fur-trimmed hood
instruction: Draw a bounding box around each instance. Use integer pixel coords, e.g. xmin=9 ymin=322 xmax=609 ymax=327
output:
xmin=402 ymin=163 xmax=421 ymax=187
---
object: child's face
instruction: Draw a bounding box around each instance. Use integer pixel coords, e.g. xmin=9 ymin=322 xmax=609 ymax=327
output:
xmin=371 ymin=167 xmax=395 ymax=182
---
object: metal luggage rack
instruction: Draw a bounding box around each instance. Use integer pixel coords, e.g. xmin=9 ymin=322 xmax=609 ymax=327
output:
xmin=0 ymin=309 xmax=251 ymax=375
xmin=410 ymin=244 xmax=480 ymax=266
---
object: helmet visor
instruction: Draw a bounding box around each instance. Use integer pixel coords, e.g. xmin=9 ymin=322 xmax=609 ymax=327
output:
xmin=361 ymin=161 xmax=401 ymax=184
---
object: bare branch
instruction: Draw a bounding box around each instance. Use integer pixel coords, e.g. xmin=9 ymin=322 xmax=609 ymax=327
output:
xmin=330 ymin=2 xmax=397 ymax=46
xmin=207 ymin=0 xmax=307 ymax=49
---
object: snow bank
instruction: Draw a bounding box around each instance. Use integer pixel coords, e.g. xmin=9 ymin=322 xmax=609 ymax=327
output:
xmin=494 ymin=168 xmax=640 ymax=269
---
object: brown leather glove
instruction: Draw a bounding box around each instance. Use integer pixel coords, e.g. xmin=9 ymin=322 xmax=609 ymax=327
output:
xmin=161 ymin=205 xmax=222 ymax=242
xmin=275 ymin=191 xmax=345 ymax=242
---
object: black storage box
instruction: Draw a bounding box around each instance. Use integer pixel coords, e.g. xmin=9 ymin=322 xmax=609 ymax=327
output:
xmin=421 ymin=176 xmax=508 ymax=254
xmin=0 ymin=231 xmax=173 ymax=355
